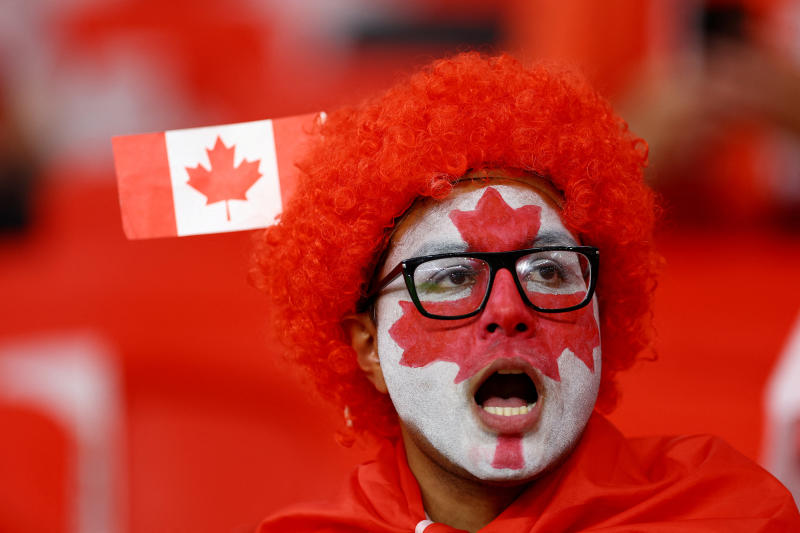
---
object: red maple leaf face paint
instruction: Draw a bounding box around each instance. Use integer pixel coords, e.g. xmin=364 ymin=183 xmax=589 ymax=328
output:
xmin=450 ymin=187 xmax=542 ymax=252
xmin=375 ymin=179 xmax=601 ymax=483
xmin=389 ymin=187 xmax=598 ymax=383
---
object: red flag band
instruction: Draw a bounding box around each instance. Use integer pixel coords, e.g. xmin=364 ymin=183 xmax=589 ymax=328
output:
xmin=112 ymin=112 xmax=322 ymax=239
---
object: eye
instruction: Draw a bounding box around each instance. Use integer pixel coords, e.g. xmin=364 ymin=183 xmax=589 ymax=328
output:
xmin=413 ymin=258 xmax=487 ymax=295
xmin=429 ymin=265 xmax=479 ymax=289
xmin=526 ymin=260 xmax=564 ymax=285
xmin=533 ymin=262 xmax=559 ymax=282
xmin=517 ymin=251 xmax=585 ymax=294
xmin=448 ymin=268 xmax=471 ymax=285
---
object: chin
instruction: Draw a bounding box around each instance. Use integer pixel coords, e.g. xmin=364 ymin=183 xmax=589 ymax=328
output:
xmin=394 ymin=348 xmax=601 ymax=485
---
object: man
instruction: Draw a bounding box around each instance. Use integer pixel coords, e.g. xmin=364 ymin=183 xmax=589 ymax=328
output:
xmin=253 ymin=53 xmax=800 ymax=531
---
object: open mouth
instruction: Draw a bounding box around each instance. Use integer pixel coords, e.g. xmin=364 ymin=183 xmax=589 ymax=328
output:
xmin=474 ymin=370 xmax=539 ymax=416
xmin=472 ymin=363 xmax=542 ymax=434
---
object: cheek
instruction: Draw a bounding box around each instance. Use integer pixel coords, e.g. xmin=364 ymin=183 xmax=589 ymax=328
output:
xmin=375 ymin=298 xmax=469 ymax=423
xmin=375 ymin=297 xmax=457 ymax=390
xmin=537 ymin=303 xmax=602 ymax=441
xmin=553 ymin=345 xmax=602 ymax=414
xmin=387 ymin=300 xmax=479 ymax=380
xmin=549 ymin=300 xmax=602 ymax=414
xmin=376 ymin=328 xmax=465 ymax=434
xmin=384 ymin=296 xmax=600 ymax=385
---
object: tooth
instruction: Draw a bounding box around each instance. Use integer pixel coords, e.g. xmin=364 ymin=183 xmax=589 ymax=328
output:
xmin=519 ymin=405 xmax=528 ymax=414
xmin=503 ymin=407 xmax=512 ymax=416
xmin=497 ymin=369 xmax=523 ymax=375
xmin=510 ymin=407 xmax=520 ymax=415
xmin=484 ymin=406 xmax=496 ymax=414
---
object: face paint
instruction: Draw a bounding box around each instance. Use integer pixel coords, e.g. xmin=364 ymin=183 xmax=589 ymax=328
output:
xmin=375 ymin=180 xmax=601 ymax=482
xmin=493 ymin=435 xmax=524 ymax=470
xmin=389 ymin=290 xmax=597 ymax=384
xmin=389 ymin=187 xmax=597 ymax=382
xmin=449 ymin=187 xmax=542 ymax=252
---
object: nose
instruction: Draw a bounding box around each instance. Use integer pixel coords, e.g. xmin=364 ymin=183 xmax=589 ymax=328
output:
xmin=478 ymin=268 xmax=534 ymax=339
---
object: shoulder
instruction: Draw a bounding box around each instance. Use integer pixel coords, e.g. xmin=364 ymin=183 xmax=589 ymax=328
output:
xmin=256 ymin=439 xmax=425 ymax=533
xmin=543 ymin=415 xmax=800 ymax=531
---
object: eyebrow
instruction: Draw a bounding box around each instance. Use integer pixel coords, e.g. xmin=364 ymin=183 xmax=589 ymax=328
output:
xmin=410 ymin=240 xmax=468 ymax=257
xmin=532 ymin=230 xmax=579 ymax=247
xmin=408 ymin=231 xmax=577 ymax=258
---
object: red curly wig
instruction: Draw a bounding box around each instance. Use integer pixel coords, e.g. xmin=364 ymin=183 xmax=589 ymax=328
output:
xmin=252 ymin=52 xmax=659 ymax=442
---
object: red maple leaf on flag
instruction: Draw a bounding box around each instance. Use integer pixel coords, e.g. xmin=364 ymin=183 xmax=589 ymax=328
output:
xmin=185 ymin=136 xmax=262 ymax=221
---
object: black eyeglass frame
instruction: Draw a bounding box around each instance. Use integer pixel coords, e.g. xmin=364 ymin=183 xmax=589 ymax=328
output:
xmin=364 ymin=246 xmax=600 ymax=320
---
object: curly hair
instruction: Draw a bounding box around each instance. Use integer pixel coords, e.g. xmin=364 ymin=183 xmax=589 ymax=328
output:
xmin=252 ymin=52 xmax=659 ymax=442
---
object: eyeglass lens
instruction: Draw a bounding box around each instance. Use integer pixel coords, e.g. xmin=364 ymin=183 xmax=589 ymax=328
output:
xmin=412 ymin=251 xmax=592 ymax=317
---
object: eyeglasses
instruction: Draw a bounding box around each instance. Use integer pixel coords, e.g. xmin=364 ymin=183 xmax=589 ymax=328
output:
xmin=365 ymin=246 xmax=599 ymax=320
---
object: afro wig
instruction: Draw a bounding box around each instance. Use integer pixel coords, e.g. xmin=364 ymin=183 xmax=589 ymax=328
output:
xmin=252 ymin=52 xmax=659 ymax=442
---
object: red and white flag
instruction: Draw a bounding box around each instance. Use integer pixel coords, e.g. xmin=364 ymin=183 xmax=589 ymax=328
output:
xmin=112 ymin=112 xmax=322 ymax=239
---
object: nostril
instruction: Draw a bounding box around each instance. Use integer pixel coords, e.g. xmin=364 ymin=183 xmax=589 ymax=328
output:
xmin=486 ymin=323 xmax=529 ymax=334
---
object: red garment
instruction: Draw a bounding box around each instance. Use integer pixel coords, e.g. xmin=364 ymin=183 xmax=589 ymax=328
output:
xmin=258 ymin=414 xmax=800 ymax=532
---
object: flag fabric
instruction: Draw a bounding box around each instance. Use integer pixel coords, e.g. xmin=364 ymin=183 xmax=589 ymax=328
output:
xmin=258 ymin=414 xmax=800 ymax=532
xmin=112 ymin=112 xmax=322 ymax=239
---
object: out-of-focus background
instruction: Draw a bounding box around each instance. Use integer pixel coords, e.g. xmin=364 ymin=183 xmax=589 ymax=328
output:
xmin=1 ymin=0 xmax=800 ymax=531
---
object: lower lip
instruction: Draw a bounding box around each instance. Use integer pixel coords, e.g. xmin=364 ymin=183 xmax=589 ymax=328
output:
xmin=474 ymin=400 xmax=542 ymax=434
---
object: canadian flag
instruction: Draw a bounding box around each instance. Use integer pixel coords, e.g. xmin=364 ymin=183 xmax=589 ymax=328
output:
xmin=112 ymin=112 xmax=322 ymax=239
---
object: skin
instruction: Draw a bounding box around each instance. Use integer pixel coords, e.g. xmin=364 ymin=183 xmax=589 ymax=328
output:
xmin=345 ymin=175 xmax=601 ymax=532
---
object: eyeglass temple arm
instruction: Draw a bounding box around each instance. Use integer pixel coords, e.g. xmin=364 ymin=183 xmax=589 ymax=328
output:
xmin=362 ymin=262 xmax=405 ymax=307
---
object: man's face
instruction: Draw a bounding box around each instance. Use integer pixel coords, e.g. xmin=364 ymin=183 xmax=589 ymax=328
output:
xmin=374 ymin=179 xmax=601 ymax=482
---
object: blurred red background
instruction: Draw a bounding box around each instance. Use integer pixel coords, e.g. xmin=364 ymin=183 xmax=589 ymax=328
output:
xmin=2 ymin=1 xmax=799 ymax=531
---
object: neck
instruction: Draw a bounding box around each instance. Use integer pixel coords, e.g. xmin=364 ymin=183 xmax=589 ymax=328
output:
xmin=401 ymin=428 xmax=529 ymax=532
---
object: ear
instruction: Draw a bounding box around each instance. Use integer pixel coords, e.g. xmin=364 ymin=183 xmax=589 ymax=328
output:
xmin=342 ymin=312 xmax=388 ymax=394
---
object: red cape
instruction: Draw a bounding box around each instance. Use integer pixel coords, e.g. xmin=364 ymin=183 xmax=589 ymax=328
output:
xmin=258 ymin=414 xmax=800 ymax=532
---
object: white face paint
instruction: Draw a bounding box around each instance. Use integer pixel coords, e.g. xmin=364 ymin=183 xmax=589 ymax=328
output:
xmin=374 ymin=179 xmax=601 ymax=482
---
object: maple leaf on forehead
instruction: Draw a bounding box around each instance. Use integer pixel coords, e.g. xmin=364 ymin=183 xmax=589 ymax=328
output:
xmin=185 ymin=136 xmax=262 ymax=221
xmin=449 ymin=187 xmax=541 ymax=252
